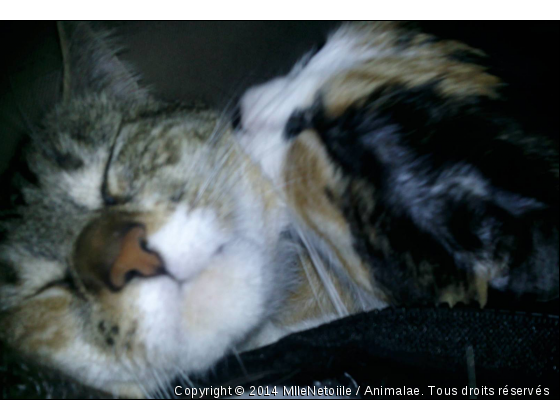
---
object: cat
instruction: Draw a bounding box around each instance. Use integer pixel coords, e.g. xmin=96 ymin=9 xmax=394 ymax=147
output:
xmin=0 ymin=22 xmax=558 ymax=398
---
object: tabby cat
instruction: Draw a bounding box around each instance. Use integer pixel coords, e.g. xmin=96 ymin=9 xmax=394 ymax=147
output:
xmin=0 ymin=22 xmax=557 ymax=397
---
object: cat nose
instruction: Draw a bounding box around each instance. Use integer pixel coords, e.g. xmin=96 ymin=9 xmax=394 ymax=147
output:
xmin=73 ymin=214 xmax=165 ymax=292
xmin=110 ymin=226 xmax=164 ymax=289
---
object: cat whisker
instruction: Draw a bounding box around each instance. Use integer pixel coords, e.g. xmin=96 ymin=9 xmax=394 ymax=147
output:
xmin=121 ymin=353 xmax=155 ymax=399
xmin=296 ymin=242 xmax=331 ymax=317
xmin=294 ymin=222 xmax=348 ymax=318
xmin=230 ymin=347 xmax=249 ymax=379
xmin=175 ymin=367 xmax=195 ymax=389
xmin=193 ymin=136 xmax=239 ymax=207
xmin=202 ymin=139 xmax=291 ymax=209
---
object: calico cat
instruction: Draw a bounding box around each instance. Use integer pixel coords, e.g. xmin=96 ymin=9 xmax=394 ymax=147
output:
xmin=0 ymin=22 xmax=558 ymax=398
xmin=238 ymin=22 xmax=559 ymax=317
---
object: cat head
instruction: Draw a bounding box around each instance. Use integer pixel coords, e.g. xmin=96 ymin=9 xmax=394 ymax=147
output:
xmin=0 ymin=22 xmax=281 ymax=396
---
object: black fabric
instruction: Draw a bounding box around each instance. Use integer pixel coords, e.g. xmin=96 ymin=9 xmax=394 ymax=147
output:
xmin=189 ymin=306 xmax=559 ymax=399
xmin=2 ymin=305 xmax=558 ymax=399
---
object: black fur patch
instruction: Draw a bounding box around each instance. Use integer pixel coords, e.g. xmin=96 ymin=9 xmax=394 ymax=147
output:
xmin=52 ymin=151 xmax=84 ymax=171
xmin=0 ymin=260 xmax=18 ymax=285
xmin=0 ymin=137 xmax=40 ymax=215
xmin=308 ymin=82 xmax=558 ymax=303
xmin=230 ymin=99 xmax=242 ymax=131
xmin=284 ymin=108 xmax=313 ymax=140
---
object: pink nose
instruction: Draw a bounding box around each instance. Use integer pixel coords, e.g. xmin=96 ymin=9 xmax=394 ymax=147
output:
xmin=73 ymin=214 xmax=165 ymax=292
xmin=109 ymin=225 xmax=164 ymax=289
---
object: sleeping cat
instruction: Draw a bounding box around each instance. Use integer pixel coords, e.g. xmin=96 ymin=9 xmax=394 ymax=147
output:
xmin=0 ymin=22 xmax=557 ymax=398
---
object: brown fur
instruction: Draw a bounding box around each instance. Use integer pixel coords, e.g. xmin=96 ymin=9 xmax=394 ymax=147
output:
xmin=285 ymin=131 xmax=376 ymax=295
xmin=323 ymin=24 xmax=500 ymax=118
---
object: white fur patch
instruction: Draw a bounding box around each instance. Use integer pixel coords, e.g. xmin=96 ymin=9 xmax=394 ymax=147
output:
xmin=179 ymin=241 xmax=267 ymax=368
xmin=237 ymin=26 xmax=379 ymax=184
xmin=147 ymin=206 xmax=231 ymax=281
xmin=58 ymin=157 xmax=106 ymax=209
xmin=130 ymin=240 xmax=269 ymax=384
xmin=5 ymin=250 xmax=66 ymax=290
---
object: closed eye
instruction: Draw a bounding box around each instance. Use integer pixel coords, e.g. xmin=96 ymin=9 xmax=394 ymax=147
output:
xmin=32 ymin=273 xmax=84 ymax=299
xmin=101 ymin=121 xmax=126 ymax=207
xmin=101 ymin=188 xmax=119 ymax=206
xmin=45 ymin=278 xmax=75 ymax=290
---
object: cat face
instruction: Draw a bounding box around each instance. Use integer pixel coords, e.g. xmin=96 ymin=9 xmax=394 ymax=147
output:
xmin=0 ymin=23 xmax=283 ymax=396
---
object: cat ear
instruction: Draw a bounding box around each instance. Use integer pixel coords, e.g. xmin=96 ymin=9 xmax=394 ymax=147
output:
xmin=57 ymin=21 xmax=148 ymax=102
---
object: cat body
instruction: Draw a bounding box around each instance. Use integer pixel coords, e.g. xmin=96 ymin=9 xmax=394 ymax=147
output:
xmin=240 ymin=22 xmax=558 ymax=327
xmin=0 ymin=22 xmax=557 ymax=397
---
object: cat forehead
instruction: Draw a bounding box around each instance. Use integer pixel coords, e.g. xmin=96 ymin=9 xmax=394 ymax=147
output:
xmin=108 ymin=109 xmax=228 ymax=181
xmin=39 ymin=98 xmax=224 ymax=178
xmin=118 ymin=109 xmax=220 ymax=148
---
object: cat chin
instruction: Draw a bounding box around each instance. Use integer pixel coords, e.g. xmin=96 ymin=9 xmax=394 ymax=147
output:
xmin=135 ymin=239 xmax=270 ymax=364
